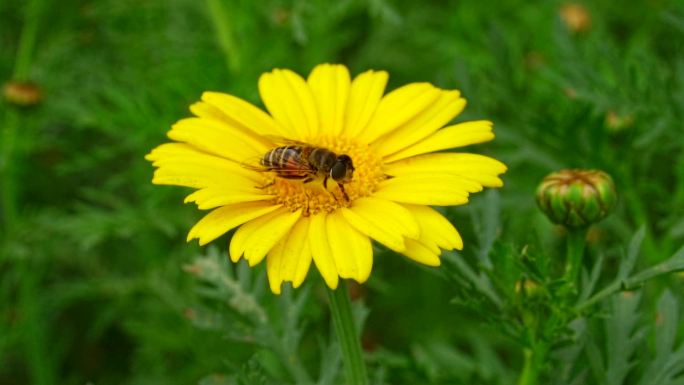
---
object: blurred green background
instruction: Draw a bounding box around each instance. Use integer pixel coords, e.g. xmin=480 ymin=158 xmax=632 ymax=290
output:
xmin=2 ymin=0 xmax=684 ymax=384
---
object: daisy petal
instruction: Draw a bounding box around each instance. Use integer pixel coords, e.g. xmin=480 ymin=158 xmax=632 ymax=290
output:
xmin=229 ymin=208 xmax=302 ymax=266
xmin=197 ymin=92 xmax=287 ymax=137
xmin=309 ymin=213 xmax=339 ymax=289
xmin=280 ymin=217 xmax=312 ymax=288
xmin=145 ymin=142 xmax=203 ymax=163
xmin=384 ymin=120 xmax=495 ymax=162
xmin=147 ymin=143 xmax=260 ymax=188
xmin=385 ymin=153 xmax=507 ymax=187
xmin=359 ymin=83 xmax=441 ymax=144
xmin=188 ymin=100 xmax=226 ymax=121
xmin=266 ymin=238 xmax=287 ymax=294
xmin=352 ymin=197 xmax=420 ymax=239
xmin=403 ymin=204 xmax=463 ymax=250
xmin=340 ymin=207 xmax=406 ymax=252
xmin=344 ymin=70 xmax=389 ymax=137
xmin=373 ymin=90 xmax=466 ymax=157
xmin=403 ymin=239 xmax=441 ymax=266
xmin=187 ymin=201 xmax=281 ymax=245
xmin=259 ymin=69 xmax=319 ymax=139
xmin=266 ymin=217 xmax=312 ymax=294
xmin=151 ymin=162 xmax=254 ymax=188
xmin=184 ymin=188 xmax=272 ymax=210
xmin=308 ymin=64 xmax=350 ymax=137
xmin=326 ymin=211 xmax=373 ymax=282
xmin=168 ymin=118 xmax=270 ymax=163
xmin=373 ymin=175 xmax=478 ymax=206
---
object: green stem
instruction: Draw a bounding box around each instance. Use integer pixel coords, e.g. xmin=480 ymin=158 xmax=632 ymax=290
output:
xmin=19 ymin=260 xmax=54 ymax=385
xmin=1 ymin=111 xmax=19 ymax=228
xmin=205 ymin=0 xmax=241 ymax=73
xmin=13 ymin=0 xmax=43 ymax=81
xmin=2 ymin=0 xmax=43 ymax=228
xmin=564 ymin=228 xmax=587 ymax=289
xmin=326 ymin=280 xmax=368 ymax=385
xmin=517 ymin=348 xmax=536 ymax=385
xmin=516 ymin=343 xmax=549 ymax=385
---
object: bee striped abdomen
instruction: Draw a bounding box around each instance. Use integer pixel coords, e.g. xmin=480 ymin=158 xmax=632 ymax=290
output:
xmin=260 ymin=146 xmax=312 ymax=179
xmin=261 ymin=146 xmax=300 ymax=168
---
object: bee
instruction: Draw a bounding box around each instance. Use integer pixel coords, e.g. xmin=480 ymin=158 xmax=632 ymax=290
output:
xmin=243 ymin=140 xmax=355 ymax=201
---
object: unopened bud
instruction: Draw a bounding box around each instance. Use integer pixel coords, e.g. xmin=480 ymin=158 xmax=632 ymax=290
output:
xmin=3 ymin=81 xmax=43 ymax=107
xmin=560 ymin=3 xmax=591 ymax=33
xmin=605 ymin=110 xmax=635 ymax=132
xmin=536 ymin=169 xmax=616 ymax=228
xmin=515 ymin=279 xmax=542 ymax=298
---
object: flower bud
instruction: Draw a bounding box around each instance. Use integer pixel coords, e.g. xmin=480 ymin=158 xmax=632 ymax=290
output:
xmin=3 ymin=81 xmax=42 ymax=107
xmin=536 ymin=169 xmax=616 ymax=228
xmin=605 ymin=110 xmax=635 ymax=133
xmin=515 ymin=279 xmax=543 ymax=298
xmin=559 ymin=3 xmax=591 ymax=33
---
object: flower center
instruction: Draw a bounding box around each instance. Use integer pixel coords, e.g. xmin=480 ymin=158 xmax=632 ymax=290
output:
xmin=263 ymin=136 xmax=385 ymax=215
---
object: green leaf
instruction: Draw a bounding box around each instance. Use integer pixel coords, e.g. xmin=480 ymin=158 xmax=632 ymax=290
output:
xmin=443 ymin=251 xmax=502 ymax=308
xmin=411 ymin=340 xmax=475 ymax=383
xmin=603 ymin=292 xmax=644 ymax=385
xmin=315 ymin=333 xmax=341 ymax=385
xmin=617 ymin=226 xmax=646 ymax=281
xmin=578 ymin=254 xmax=604 ymax=303
xmin=577 ymin=238 xmax=684 ymax=311
xmin=552 ymin=318 xmax=588 ymax=384
xmin=637 ymin=290 xmax=684 ymax=385
xmin=627 ymin=244 xmax=684 ymax=284
xmin=584 ymin=334 xmax=605 ymax=384
xmin=470 ymin=189 xmax=502 ymax=268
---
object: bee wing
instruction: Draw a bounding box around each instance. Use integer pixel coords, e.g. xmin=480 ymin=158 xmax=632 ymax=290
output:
xmin=262 ymin=135 xmax=311 ymax=147
xmin=240 ymin=152 xmax=316 ymax=176
xmin=240 ymin=155 xmax=270 ymax=172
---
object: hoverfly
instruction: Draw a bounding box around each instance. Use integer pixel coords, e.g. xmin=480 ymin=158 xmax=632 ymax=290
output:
xmin=242 ymin=139 xmax=355 ymax=201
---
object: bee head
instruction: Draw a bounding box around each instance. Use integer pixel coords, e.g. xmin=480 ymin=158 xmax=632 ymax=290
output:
xmin=331 ymin=155 xmax=354 ymax=182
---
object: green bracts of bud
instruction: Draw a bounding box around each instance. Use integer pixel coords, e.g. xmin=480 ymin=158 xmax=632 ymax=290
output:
xmin=536 ymin=169 xmax=616 ymax=228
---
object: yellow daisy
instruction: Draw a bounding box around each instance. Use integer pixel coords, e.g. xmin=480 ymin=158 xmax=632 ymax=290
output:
xmin=146 ymin=64 xmax=506 ymax=294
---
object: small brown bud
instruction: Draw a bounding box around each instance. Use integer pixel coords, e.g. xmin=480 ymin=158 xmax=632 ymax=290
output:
xmin=3 ymin=81 xmax=43 ymax=107
xmin=560 ymin=3 xmax=591 ymax=33
xmin=605 ymin=110 xmax=635 ymax=132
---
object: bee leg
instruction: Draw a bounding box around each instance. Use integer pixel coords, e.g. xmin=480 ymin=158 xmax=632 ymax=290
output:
xmin=302 ymin=177 xmax=314 ymax=184
xmin=337 ymin=183 xmax=350 ymax=202
xmin=303 ymin=189 xmax=311 ymax=216
xmin=323 ymin=175 xmax=329 ymax=189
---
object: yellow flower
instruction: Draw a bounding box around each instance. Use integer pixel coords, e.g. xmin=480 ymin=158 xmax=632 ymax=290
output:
xmin=146 ymin=64 xmax=506 ymax=294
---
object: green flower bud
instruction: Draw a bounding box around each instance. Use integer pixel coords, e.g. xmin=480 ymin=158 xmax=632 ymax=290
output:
xmin=536 ymin=169 xmax=616 ymax=228
xmin=515 ymin=279 xmax=543 ymax=298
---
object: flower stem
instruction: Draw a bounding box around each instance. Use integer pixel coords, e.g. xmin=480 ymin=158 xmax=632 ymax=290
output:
xmin=564 ymin=228 xmax=587 ymax=289
xmin=1 ymin=111 xmax=19 ymax=229
xmin=326 ymin=280 xmax=368 ymax=385
xmin=517 ymin=344 xmax=548 ymax=385
xmin=205 ymin=0 xmax=241 ymax=73
xmin=2 ymin=0 xmax=43 ymax=229
xmin=517 ymin=348 xmax=536 ymax=385
xmin=13 ymin=0 xmax=43 ymax=81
